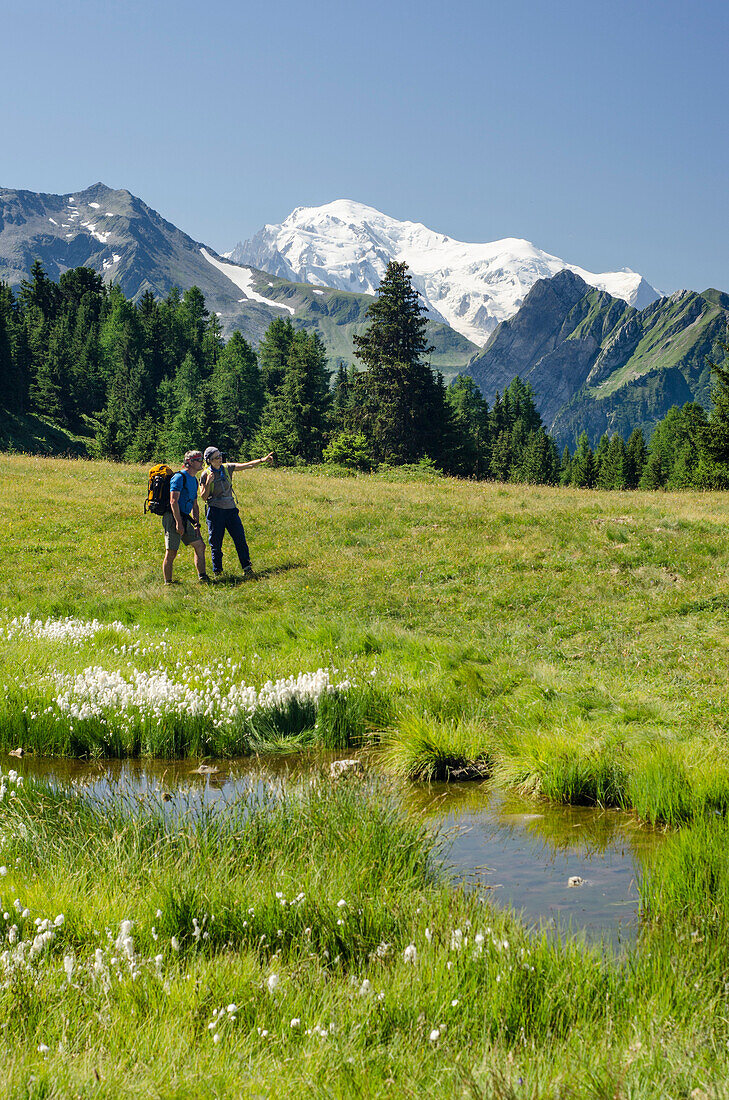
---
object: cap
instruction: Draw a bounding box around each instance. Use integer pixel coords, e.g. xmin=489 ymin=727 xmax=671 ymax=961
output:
xmin=204 ymin=446 xmax=221 ymax=464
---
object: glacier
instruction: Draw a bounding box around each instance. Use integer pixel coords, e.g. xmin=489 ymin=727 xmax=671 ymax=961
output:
xmin=230 ymin=199 xmax=659 ymax=347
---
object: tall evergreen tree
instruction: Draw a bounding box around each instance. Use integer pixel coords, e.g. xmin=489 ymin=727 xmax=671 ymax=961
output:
xmin=444 ymin=375 xmax=491 ymax=478
xmin=624 ymin=428 xmax=647 ymax=489
xmin=258 ymin=317 xmax=296 ymax=394
xmin=351 ymin=261 xmax=444 ymax=464
xmin=254 ymin=331 xmax=331 ymax=463
xmin=209 ymin=331 xmax=264 ymax=453
xmin=596 ymin=434 xmax=627 ymax=490
xmin=570 ymin=432 xmax=596 ymax=488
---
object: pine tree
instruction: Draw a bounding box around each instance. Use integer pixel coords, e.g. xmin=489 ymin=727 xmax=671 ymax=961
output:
xmin=559 ymin=445 xmax=573 ymax=486
xmin=259 ymin=317 xmax=295 ymax=394
xmin=596 ymin=435 xmax=627 ymax=490
xmin=209 ymin=331 xmax=264 ymax=453
xmin=444 ymin=375 xmax=491 ymax=477
xmin=624 ymin=428 xmax=647 ymax=489
xmin=0 ymin=283 xmax=27 ymax=415
xmin=351 ymin=261 xmax=443 ymax=464
xmin=254 ymin=331 xmax=331 ymax=463
xmin=570 ymin=432 xmax=596 ymax=488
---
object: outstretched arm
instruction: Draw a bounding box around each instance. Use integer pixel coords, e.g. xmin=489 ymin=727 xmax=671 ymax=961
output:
xmin=228 ymin=453 xmax=274 ymax=472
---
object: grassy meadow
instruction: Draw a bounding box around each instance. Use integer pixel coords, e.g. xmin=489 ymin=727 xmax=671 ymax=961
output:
xmin=3 ymin=453 xmax=729 ymax=1095
xmin=5 ymin=454 xmax=729 ymax=819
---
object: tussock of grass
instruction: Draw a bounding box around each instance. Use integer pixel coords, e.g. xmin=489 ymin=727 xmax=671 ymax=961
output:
xmin=383 ymin=714 xmax=492 ymax=780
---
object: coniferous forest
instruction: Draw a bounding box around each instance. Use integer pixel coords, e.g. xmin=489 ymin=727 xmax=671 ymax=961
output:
xmin=1 ymin=258 xmax=729 ymax=488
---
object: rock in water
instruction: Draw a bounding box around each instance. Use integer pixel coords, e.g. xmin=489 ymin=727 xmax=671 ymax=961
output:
xmin=330 ymin=759 xmax=364 ymax=779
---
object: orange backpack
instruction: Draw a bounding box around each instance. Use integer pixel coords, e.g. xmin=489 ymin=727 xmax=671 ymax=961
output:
xmin=144 ymin=464 xmax=174 ymax=515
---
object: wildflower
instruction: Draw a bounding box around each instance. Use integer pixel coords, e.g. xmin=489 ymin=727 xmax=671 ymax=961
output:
xmin=267 ymin=973 xmax=279 ymax=993
xmin=63 ymin=955 xmax=74 ymax=983
xmin=290 ymin=1017 xmax=301 ymax=1028
xmin=227 ymin=1003 xmax=237 ymax=1013
xmin=451 ymin=999 xmax=459 ymax=1007
xmin=337 ymin=899 xmax=347 ymax=909
xmin=54 ymin=914 xmax=64 ymax=927
xmin=403 ymin=943 xmax=417 ymax=964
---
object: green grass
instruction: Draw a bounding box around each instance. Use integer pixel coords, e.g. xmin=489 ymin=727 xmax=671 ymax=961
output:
xmin=0 ymin=770 xmax=727 ymax=1097
xmin=5 ymin=455 xmax=729 ymax=821
xmin=5 ymin=456 xmax=729 ymax=1094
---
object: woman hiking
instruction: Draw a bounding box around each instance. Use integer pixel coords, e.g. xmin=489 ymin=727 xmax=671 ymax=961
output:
xmin=199 ymin=446 xmax=273 ymax=578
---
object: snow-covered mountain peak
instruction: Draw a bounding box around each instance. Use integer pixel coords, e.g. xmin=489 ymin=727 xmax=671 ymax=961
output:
xmin=230 ymin=202 xmax=660 ymax=346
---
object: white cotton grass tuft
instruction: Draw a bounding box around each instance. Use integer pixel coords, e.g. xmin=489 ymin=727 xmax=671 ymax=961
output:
xmin=266 ymin=973 xmax=279 ymax=993
xmin=48 ymin=662 xmax=351 ymax=730
xmin=4 ymin=612 xmax=130 ymax=646
xmin=403 ymin=943 xmax=417 ymax=964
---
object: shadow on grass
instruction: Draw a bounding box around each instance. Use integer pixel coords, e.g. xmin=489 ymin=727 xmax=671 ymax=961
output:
xmin=214 ymin=561 xmax=307 ymax=586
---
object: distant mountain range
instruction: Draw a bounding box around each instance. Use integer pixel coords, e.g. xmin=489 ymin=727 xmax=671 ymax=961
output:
xmin=1 ymin=182 xmax=725 ymax=450
xmin=230 ymin=199 xmax=660 ymax=345
xmin=467 ymin=269 xmax=729 ymax=448
xmin=0 ymin=183 xmax=476 ymax=377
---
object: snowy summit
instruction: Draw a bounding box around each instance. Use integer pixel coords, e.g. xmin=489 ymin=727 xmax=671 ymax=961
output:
xmin=231 ymin=200 xmax=659 ymax=347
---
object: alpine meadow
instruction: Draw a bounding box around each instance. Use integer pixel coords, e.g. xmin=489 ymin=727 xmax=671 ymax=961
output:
xmin=3 ymin=228 xmax=729 ymax=1097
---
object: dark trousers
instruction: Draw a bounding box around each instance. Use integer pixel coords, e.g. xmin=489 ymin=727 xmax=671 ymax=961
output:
xmin=206 ymin=506 xmax=251 ymax=573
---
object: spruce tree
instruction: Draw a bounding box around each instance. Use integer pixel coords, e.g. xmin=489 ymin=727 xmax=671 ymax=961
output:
xmin=0 ymin=283 xmax=27 ymax=415
xmin=596 ymin=434 xmax=627 ymax=490
xmin=570 ymin=432 xmax=596 ymax=488
xmin=624 ymin=428 xmax=647 ymax=488
xmin=352 ymin=261 xmax=443 ymax=464
xmin=254 ymin=331 xmax=331 ymax=463
xmin=702 ymin=342 xmax=729 ymax=469
xmin=210 ymin=331 xmax=264 ymax=454
xmin=444 ymin=375 xmax=491 ymax=478
xmin=559 ymin=445 xmax=572 ymax=486
xmin=259 ymin=317 xmax=295 ymax=394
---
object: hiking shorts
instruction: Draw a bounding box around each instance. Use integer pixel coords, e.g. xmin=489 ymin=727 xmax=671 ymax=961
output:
xmin=163 ymin=512 xmax=204 ymax=551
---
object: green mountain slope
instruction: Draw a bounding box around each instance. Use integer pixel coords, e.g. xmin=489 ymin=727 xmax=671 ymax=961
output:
xmin=467 ymin=270 xmax=729 ymax=447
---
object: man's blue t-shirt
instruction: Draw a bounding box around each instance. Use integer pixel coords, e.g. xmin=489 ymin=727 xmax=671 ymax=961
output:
xmin=170 ymin=471 xmax=198 ymax=517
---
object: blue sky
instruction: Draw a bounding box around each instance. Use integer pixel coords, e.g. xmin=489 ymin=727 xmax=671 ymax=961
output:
xmin=2 ymin=0 xmax=727 ymax=293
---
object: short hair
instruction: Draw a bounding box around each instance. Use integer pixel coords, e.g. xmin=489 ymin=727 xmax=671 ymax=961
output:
xmin=184 ymin=450 xmax=203 ymax=465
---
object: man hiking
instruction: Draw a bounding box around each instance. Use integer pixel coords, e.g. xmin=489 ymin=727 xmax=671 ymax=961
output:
xmin=199 ymin=446 xmax=273 ymax=578
xmin=163 ymin=450 xmax=211 ymax=585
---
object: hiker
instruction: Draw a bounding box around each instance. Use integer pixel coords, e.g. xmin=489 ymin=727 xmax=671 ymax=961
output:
xmin=199 ymin=446 xmax=273 ymax=578
xmin=163 ymin=450 xmax=210 ymax=585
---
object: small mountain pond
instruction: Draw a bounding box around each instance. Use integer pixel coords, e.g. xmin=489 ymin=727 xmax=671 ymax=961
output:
xmin=10 ymin=752 xmax=662 ymax=948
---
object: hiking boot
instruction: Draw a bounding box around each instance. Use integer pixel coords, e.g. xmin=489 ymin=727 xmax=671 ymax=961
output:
xmin=198 ymin=574 xmax=212 ymax=584
xmin=243 ymin=566 xmax=255 ymax=579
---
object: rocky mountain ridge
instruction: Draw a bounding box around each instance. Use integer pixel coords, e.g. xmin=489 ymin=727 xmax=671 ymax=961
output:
xmin=467 ymin=270 xmax=729 ymax=447
xmin=0 ymin=184 xmax=476 ymax=376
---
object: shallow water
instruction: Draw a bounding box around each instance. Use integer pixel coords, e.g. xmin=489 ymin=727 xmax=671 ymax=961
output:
xmin=9 ymin=752 xmax=661 ymax=945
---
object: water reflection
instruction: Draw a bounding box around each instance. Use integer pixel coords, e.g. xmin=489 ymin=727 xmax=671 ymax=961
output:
xmin=404 ymin=780 xmax=661 ymax=945
xmin=9 ymin=753 xmax=661 ymax=945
